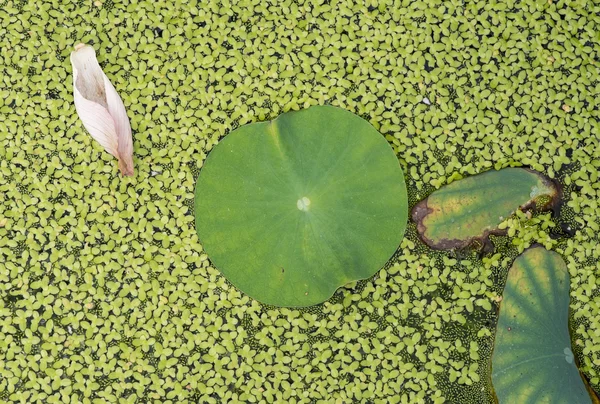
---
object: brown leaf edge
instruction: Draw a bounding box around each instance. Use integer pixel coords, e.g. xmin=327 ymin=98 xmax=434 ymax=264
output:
xmin=580 ymin=371 xmax=600 ymax=404
xmin=411 ymin=168 xmax=563 ymax=254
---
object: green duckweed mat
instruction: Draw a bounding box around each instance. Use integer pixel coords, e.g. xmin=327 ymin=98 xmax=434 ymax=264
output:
xmin=0 ymin=0 xmax=599 ymax=403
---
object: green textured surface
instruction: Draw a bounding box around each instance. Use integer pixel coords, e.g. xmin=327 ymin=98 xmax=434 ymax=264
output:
xmin=492 ymin=246 xmax=590 ymax=403
xmin=412 ymin=168 xmax=559 ymax=250
xmin=194 ymin=105 xmax=408 ymax=307
xmin=0 ymin=0 xmax=599 ymax=402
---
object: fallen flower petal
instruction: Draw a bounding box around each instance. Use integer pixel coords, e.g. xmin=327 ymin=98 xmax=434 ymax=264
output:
xmin=70 ymin=43 xmax=134 ymax=176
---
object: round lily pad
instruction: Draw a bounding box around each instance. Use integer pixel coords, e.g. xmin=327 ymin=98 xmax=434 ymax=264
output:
xmin=194 ymin=105 xmax=408 ymax=307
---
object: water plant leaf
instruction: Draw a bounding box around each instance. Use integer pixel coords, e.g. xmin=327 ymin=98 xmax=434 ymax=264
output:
xmin=412 ymin=168 xmax=560 ymax=251
xmin=194 ymin=105 xmax=408 ymax=307
xmin=491 ymin=246 xmax=594 ymax=403
xmin=70 ymin=43 xmax=134 ymax=176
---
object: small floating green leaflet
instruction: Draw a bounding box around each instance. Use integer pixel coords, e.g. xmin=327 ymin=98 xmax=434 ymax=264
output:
xmin=412 ymin=168 xmax=560 ymax=251
xmin=491 ymin=246 xmax=597 ymax=403
xmin=194 ymin=105 xmax=408 ymax=307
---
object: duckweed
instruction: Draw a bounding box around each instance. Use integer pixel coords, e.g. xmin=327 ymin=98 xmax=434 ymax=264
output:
xmin=0 ymin=0 xmax=599 ymax=402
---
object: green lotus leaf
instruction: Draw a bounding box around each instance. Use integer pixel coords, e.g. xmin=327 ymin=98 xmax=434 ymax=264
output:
xmin=491 ymin=246 xmax=597 ymax=403
xmin=194 ymin=105 xmax=408 ymax=307
xmin=412 ymin=168 xmax=560 ymax=251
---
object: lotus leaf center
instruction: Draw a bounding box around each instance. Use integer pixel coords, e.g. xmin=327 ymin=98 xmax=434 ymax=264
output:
xmin=297 ymin=197 xmax=311 ymax=212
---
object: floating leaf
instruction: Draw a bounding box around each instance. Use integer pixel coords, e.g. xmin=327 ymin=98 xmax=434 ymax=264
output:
xmin=491 ymin=246 xmax=597 ymax=403
xmin=412 ymin=168 xmax=560 ymax=251
xmin=70 ymin=43 xmax=134 ymax=176
xmin=194 ymin=105 xmax=408 ymax=307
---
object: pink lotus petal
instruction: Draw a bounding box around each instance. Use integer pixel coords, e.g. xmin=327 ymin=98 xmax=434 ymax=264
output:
xmin=70 ymin=44 xmax=134 ymax=176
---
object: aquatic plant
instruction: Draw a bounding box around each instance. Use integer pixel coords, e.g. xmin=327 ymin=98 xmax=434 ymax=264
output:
xmin=412 ymin=168 xmax=560 ymax=251
xmin=0 ymin=0 xmax=598 ymax=402
xmin=491 ymin=246 xmax=598 ymax=403
xmin=194 ymin=105 xmax=408 ymax=306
